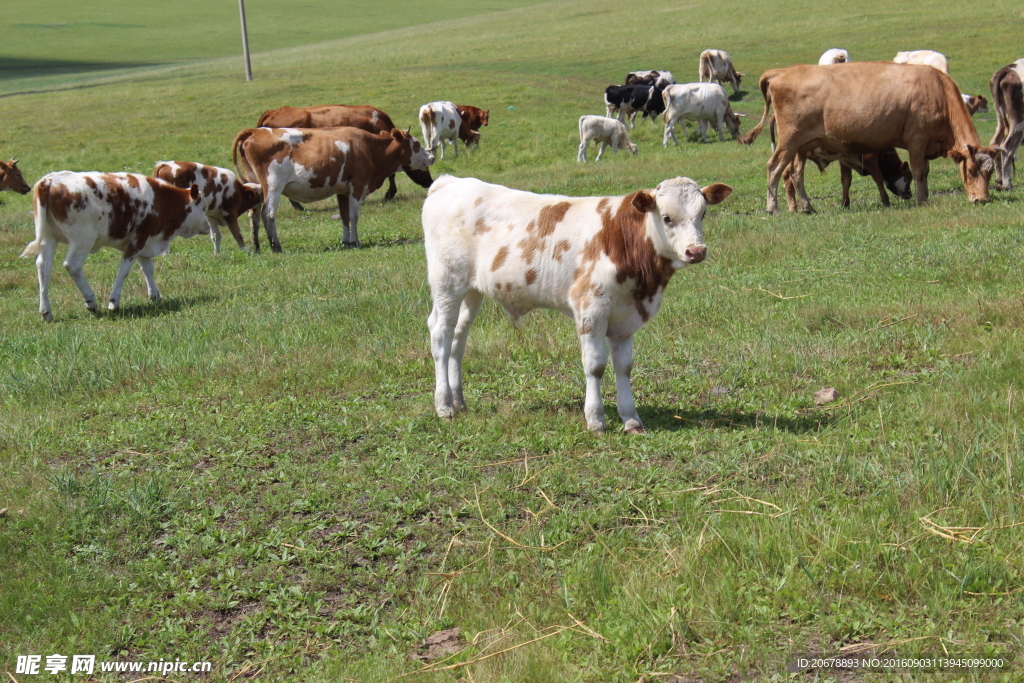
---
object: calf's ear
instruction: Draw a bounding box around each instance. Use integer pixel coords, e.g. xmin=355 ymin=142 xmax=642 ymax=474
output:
xmin=701 ymin=183 xmax=733 ymax=205
xmin=189 ymin=184 xmax=202 ymax=204
xmin=631 ymin=190 xmax=656 ymax=213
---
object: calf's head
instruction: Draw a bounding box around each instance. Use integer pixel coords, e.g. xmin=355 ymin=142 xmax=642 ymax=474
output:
xmin=239 ymin=182 xmax=263 ymax=213
xmin=724 ymin=108 xmax=745 ymax=139
xmin=631 ymin=177 xmax=732 ymax=266
xmin=948 ymin=144 xmax=996 ymax=204
xmin=0 ymin=158 xmax=30 ymax=195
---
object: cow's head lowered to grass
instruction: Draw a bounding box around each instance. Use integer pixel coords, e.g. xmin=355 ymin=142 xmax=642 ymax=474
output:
xmin=948 ymin=144 xmax=997 ymax=204
xmin=0 ymin=158 xmax=30 ymax=195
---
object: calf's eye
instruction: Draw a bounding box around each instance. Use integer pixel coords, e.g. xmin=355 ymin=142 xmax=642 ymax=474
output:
xmin=661 ymin=214 xmax=672 ymax=224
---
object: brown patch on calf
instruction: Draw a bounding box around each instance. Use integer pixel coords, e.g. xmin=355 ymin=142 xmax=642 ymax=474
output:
xmin=491 ymin=246 xmax=509 ymax=271
xmin=473 ymin=197 xmax=483 ymax=207
xmin=577 ymin=192 xmax=675 ymax=318
xmin=517 ymin=202 xmax=571 ymax=265
xmin=552 ymin=239 xmax=571 ymax=261
xmin=474 ymin=218 xmax=492 ymax=235
xmin=525 ymin=269 xmax=537 ymax=285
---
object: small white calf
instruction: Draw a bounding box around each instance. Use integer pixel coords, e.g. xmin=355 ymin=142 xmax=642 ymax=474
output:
xmin=662 ymin=83 xmax=743 ymax=145
xmin=20 ymin=172 xmax=211 ymax=321
xmin=422 ymin=174 xmax=732 ymax=433
xmin=894 ymin=50 xmax=949 ymax=74
xmin=818 ymin=49 xmax=850 ymax=65
xmin=577 ymin=115 xmax=638 ymax=162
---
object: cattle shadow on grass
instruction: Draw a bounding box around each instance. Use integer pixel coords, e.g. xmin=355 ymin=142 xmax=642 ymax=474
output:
xmin=107 ymin=295 xmax=216 ymax=319
xmin=728 ymin=90 xmax=748 ymax=102
xmin=635 ymin=406 xmax=834 ymax=434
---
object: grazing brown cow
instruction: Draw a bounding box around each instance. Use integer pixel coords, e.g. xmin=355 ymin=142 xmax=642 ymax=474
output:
xmin=990 ymin=60 xmax=1024 ymax=190
xmin=153 ymin=161 xmax=262 ymax=253
xmin=455 ymin=105 xmax=490 ymax=131
xmin=0 ymin=158 xmax=30 ymax=195
xmin=232 ymin=127 xmax=434 ymax=251
xmin=256 ymin=104 xmax=433 ymax=202
xmin=21 ymin=172 xmax=210 ymax=321
xmin=962 ymin=94 xmax=989 ymax=116
xmin=741 ymin=62 xmax=996 ymax=213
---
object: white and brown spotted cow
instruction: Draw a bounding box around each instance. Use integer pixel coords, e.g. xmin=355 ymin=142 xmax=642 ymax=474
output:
xmin=0 ymin=158 xmax=31 ymax=196
xmin=422 ymin=174 xmax=732 ymax=433
xmin=21 ymin=172 xmax=211 ymax=322
xmin=419 ymin=101 xmax=479 ymax=159
xmin=154 ymin=161 xmax=262 ymax=253
xmin=698 ymin=50 xmax=744 ymax=95
xmin=894 ymin=50 xmax=949 ymax=75
xmin=232 ymin=126 xmax=434 ymax=251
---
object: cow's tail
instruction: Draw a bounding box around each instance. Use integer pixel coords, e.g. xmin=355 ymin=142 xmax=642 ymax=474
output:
xmin=737 ymin=72 xmax=774 ymax=145
xmin=698 ymin=52 xmax=709 ymax=82
xmin=419 ymin=107 xmax=436 ymax=151
xmin=231 ymin=129 xmax=259 ymax=183
xmin=20 ymin=177 xmax=50 ymax=259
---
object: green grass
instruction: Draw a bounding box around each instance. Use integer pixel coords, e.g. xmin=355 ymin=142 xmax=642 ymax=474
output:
xmin=2 ymin=0 xmax=1024 ymax=681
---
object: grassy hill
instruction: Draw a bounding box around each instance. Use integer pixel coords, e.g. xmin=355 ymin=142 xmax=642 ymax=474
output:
xmin=2 ymin=0 xmax=1023 ymax=680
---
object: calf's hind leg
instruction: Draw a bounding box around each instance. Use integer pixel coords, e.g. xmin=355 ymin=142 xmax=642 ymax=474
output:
xmin=428 ymin=287 xmax=469 ymax=419
xmin=448 ymin=290 xmax=484 ymax=412
xmin=62 ymin=242 xmax=99 ymax=312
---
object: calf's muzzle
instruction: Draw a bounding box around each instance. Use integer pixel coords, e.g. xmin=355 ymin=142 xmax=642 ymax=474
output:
xmin=684 ymin=244 xmax=707 ymax=264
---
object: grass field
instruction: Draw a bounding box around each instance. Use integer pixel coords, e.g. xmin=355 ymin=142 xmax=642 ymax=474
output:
xmin=2 ymin=0 xmax=1024 ymax=680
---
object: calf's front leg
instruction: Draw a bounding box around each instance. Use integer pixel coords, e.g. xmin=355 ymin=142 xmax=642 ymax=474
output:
xmin=107 ymin=254 xmax=139 ymax=311
xmin=577 ymin=318 xmax=610 ymax=433
xmin=138 ymin=256 xmax=161 ymax=303
xmin=610 ymin=335 xmax=644 ymax=434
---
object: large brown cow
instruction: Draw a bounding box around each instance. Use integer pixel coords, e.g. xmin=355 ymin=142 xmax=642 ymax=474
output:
xmin=456 ymin=105 xmax=489 ymax=131
xmin=740 ymin=62 xmax=996 ymax=213
xmin=256 ymin=104 xmax=433 ymax=202
xmin=232 ymin=127 xmax=434 ymax=251
xmin=990 ymin=60 xmax=1024 ymax=190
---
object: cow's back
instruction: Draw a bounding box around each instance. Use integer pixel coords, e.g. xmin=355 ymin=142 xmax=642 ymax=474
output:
xmin=771 ymin=62 xmax=959 ymax=151
xmin=259 ymin=105 xmax=395 ymax=134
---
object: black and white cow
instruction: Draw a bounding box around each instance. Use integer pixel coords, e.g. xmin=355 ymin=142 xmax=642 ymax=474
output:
xmin=604 ymin=85 xmax=666 ymax=128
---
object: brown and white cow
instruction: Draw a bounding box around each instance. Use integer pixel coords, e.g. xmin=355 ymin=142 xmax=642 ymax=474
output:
xmin=232 ymin=126 xmax=434 ymax=251
xmin=20 ymin=171 xmax=210 ymax=321
xmin=456 ymin=105 xmax=489 ymax=131
xmin=154 ymin=161 xmax=262 ymax=253
xmin=740 ymin=62 xmax=996 ymax=213
xmin=625 ymin=70 xmax=675 ymax=89
xmin=990 ymin=59 xmax=1024 ymax=190
xmin=422 ymin=174 xmax=731 ymax=433
xmin=419 ymin=101 xmax=480 ymax=159
xmin=256 ymin=104 xmax=433 ymax=201
xmin=0 ymin=158 xmax=31 ymax=196
xmin=698 ymin=50 xmax=743 ymax=95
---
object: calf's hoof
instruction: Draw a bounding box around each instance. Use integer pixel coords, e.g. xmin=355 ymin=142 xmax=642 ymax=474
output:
xmin=41 ymin=311 xmax=53 ymax=323
xmin=623 ymin=418 xmax=646 ymax=435
xmin=107 ymin=301 xmax=118 ymax=311
xmin=435 ymin=406 xmax=455 ymax=420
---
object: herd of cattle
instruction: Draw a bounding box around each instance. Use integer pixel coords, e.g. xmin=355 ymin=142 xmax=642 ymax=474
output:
xmin=3 ymin=48 xmax=1024 ymax=430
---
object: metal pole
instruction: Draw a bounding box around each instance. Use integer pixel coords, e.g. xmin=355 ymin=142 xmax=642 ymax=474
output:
xmin=238 ymin=0 xmax=253 ymax=82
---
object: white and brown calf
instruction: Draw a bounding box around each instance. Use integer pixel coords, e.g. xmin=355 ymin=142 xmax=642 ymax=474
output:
xmin=418 ymin=101 xmax=479 ymax=160
xmin=20 ymin=171 xmax=211 ymax=321
xmin=232 ymin=126 xmax=434 ymax=251
xmin=962 ymin=93 xmax=989 ymax=116
xmin=698 ymin=50 xmax=743 ymax=95
xmin=422 ymin=174 xmax=732 ymax=433
xmin=0 ymin=158 xmax=31 ymax=195
xmin=154 ymin=161 xmax=262 ymax=253
xmin=577 ymin=115 xmax=638 ymax=162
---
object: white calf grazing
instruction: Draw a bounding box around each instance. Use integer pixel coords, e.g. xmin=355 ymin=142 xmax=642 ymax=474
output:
xmin=894 ymin=50 xmax=949 ymax=74
xmin=818 ymin=49 xmax=850 ymax=65
xmin=662 ymin=83 xmax=743 ymax=145
xmin=698 ymin=49 xmax=744 ymax=94
xmin=153 ymin=161 xmax=263 ymax=253
xmin=20 ymin=172 xmax=211 ymax=321
xmin=577 ymin=115 xmax=638 ymax=162
xmin=418 ymin=101 xmax=478 ymax=160
xmin=422 ymin=174 xmax=732 ymax=433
